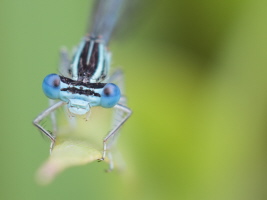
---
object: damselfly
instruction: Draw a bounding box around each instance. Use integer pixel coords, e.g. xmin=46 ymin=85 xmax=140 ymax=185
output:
xmin=33 ymin=0 xmax=132 ymax=170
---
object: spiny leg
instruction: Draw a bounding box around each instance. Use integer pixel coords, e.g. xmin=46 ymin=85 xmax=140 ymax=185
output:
xmin=107 ymin=69 xmax=125 ymax=94
xmin=85 ymin=109 xmax=91 ymax=121
xmin=101 ymin=70 xmax=130 ymax=170
xmin=109 ymin=70 xmax=128 ymax=152
xmin=105 ymin=152 xmax=114 ymax=172
xmin=59 ymin=47 xmax=71 ymax=78
xmin=99 ymin=104 xmax=132 ymax=164
xmin=108 ymin=71 xmax=129 ymax=138
xmin=33 ymin=101 xmax=66 ymax=153
xmin=49 ymin=99 xmax=58 ymax=133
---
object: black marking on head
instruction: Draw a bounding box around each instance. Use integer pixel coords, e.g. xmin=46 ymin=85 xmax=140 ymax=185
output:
xmin=61 ymin=87 xmax=101 ymax=97
xmin=59 ymin=75 xmax=106 ymax=89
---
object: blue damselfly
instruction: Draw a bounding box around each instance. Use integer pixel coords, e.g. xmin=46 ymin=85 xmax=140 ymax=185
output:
xmin=33 ymin=0 xmax=132 ymax=170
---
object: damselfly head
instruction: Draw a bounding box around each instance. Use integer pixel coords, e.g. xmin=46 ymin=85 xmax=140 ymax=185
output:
xmin=42 ymin=74 xmax=121 ymax=116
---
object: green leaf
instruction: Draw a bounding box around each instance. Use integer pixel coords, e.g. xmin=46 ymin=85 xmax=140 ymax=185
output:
xmin=36 ymin=107 xmax=113 ymax=185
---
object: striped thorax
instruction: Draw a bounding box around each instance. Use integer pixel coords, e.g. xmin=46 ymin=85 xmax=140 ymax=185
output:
xmin=71 ymin=36 xmax=111 ymax=83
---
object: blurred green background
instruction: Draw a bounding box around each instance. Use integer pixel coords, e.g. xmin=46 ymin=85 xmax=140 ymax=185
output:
xmin=1 ymin=0 xmax=267 ymax=199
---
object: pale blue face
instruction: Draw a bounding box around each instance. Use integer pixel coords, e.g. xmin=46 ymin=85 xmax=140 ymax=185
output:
xmin=42 ymin=74 xmax=121 ymax=115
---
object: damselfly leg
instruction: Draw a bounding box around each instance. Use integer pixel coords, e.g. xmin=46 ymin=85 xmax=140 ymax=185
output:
xmin=59 ymin=47 xmax=71 ymax=78
xmin=98 ymin=70 xmax=132 ymax=170
xmin=99 ymin=103 xmax=131 ymax=161
xmin=33 ymin=101 xmax=66 ymax=153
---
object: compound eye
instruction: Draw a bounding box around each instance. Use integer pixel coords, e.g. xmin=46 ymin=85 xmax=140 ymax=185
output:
xmin=42 ymin=74 xmax=61 ymax=99
xmin=100 ymin=83 xmax=121 ymax=108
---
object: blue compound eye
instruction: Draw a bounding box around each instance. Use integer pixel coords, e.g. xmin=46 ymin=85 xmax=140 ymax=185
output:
xmin=100 ymin=83 xmax=121 ymax=108
xmin=42 ymin=74 xmax=60 ymax=99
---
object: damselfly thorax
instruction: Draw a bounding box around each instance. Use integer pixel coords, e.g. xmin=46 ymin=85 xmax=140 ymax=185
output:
xmin=71 ymin=36 xmax=111 ymax=83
